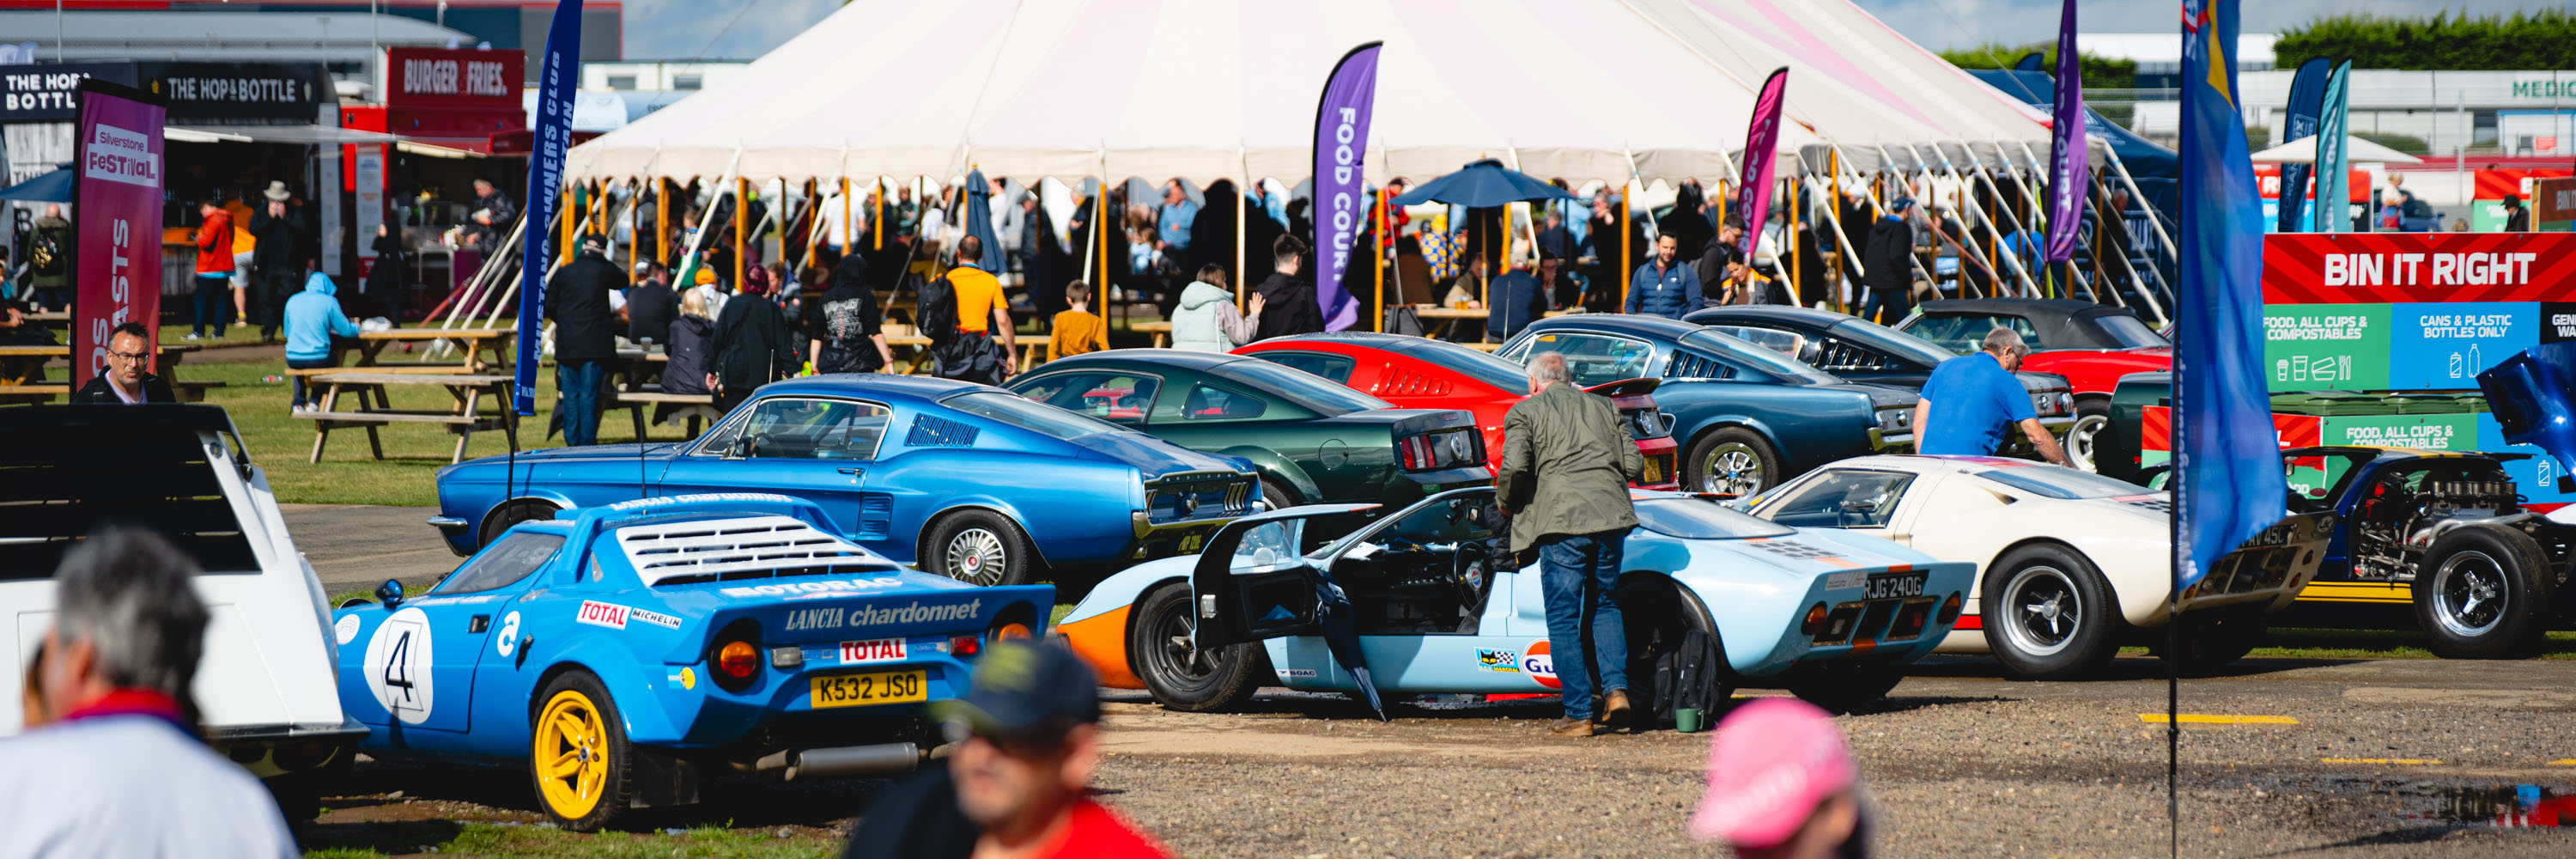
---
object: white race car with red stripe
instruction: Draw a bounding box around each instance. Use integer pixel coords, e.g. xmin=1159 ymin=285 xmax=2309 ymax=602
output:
xmin=1739 ymin=455 xmax=2333 ymax=679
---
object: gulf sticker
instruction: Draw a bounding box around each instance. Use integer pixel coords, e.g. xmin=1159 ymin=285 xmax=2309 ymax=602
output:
xmin=576 ymin=600 xmax=630 ymax=630
xmin=1522 ymin=640 xmax=1559 ymax=691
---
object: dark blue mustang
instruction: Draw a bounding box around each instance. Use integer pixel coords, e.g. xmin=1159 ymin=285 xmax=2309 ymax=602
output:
xmin=1492 ymin=314 xmax=1916 ymax=497
xmin=428 ymin=375 xmax=1258 ymax=586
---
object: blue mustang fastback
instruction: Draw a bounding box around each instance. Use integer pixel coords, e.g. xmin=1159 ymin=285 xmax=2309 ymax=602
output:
xmin=428 ymin=375 xmax=1257 ymax=585
xmin=1491 ymin=314 xmax=1917 ymax=497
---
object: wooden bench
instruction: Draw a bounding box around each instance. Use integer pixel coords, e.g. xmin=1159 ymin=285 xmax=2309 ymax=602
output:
xmin=0 ymin=383 xmax=71 ymax=405
xmin=613 ymin=391 xmax=720 ymax=440
xmin=295 ymin=372 xmax=518 ymax=463
xmin=285 ymin=364 xmax=473 ymax=376
xmin=172 ymin=380 xmax=225 ymax=402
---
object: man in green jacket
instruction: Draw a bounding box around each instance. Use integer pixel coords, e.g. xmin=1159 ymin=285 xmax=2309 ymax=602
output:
xmin=1498 ymin=351 xmax=1643 ymax=737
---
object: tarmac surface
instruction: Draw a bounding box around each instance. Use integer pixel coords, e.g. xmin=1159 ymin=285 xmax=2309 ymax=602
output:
xmin=289 ymin=504 xmax=2576 ymax=857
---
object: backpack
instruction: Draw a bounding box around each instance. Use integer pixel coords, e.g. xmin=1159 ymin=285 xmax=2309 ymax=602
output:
xmin=916 ymin=274 xmax=959 ymax=347
xmin=1647 ymin=625 xmax=1731 ymax=731
xmin=29 ymin=231 xmax=64 ymax=276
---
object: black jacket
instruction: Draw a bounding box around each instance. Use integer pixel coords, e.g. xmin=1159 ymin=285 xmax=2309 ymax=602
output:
xmin=544 ymin=250 xmax=626 ymax=362
xmin=661 ymin=314 xmax=714 ymax=395
xmin=810 ymin=256 xmax=884 ymax=374
xmin=364 ymin=233 xmax=407 ymax=314
xmin=1252 ymin=271 xmax=1322 ymax=341
xmin=625 ymin=279 xmax=677 ymax=345
xmin=711 ymin=294 xmax=798 ymax=391
xmin=247 ymin=207 xmax=307 ymax=270
xmin=1862 ymin=215 xmax=1914 ymax=294
xmin=70 ymin=372 xmax=173 ymax=404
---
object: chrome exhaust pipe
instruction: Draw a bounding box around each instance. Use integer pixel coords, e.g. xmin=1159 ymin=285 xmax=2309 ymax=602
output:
xmin=754 ymin=742 xmax=920 ymax=781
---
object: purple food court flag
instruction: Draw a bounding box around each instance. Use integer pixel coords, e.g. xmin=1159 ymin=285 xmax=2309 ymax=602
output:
xmin=2042 ymin=0 xmax=2087 ymax=262
xmin=516 ymin=0 xmax=582 ymax=416
xmin=2172 ymin=0 xmax=2285 ymax=589
xmin=1734 ymin=68 xmax=1789 ymax=261
xmin=1312 ymin=42 xmax=1382 ymax=332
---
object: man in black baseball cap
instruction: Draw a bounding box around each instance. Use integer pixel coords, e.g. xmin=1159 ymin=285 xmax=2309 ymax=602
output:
xmin=842 ymin=642 xmax=1172 ymax=859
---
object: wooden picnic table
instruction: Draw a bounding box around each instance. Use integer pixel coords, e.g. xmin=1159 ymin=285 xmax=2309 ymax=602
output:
xmin=0 ymin=344 xmax=204 ymax=402
xmin=1133 ymin=320 xmax=1173 ymax=348
xmin=1413 ymin=306 xmax=1492 ymax=342
xmin=351 ymin=326 xmax=518 ymax=373
xmin=882 ymin=334 xmax=1045 ymax=375
xmin=605 ymin=349 xmax=720 ymax=439
xmin=296 ymin=371 xmax=519 ymax=464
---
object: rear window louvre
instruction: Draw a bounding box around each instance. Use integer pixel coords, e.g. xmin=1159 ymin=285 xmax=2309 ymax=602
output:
xmin=906 ymin=415 xmax=981 ymax=448
xmin=617 ymin=515 xmax=893 ymax=588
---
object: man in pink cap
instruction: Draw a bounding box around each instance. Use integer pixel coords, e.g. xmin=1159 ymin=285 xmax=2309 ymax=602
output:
xmin=1690 ymin=698 xmax=1872 ymax=858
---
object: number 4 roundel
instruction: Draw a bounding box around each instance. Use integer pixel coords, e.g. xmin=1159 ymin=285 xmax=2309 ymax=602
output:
xmin=362 ymin=606 xmax=438 ymax=724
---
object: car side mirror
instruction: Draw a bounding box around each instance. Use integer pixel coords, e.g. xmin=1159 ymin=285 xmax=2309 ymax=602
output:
xmin=374 ymin=578 xmax=405 ymax=608
xmin=726 ymin=436 xmax=755 ymax=459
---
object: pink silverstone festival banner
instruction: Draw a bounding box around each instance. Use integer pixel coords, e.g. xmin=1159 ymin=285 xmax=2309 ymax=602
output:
xmin=70 ymin=80 xmax=167 ymax=386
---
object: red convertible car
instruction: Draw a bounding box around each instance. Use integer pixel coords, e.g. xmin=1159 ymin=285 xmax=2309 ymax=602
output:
xmin=1899 ymin=298 xmax=2171 ymax=472
xmin=1236 ymin=332 xmax=1680 ymax=490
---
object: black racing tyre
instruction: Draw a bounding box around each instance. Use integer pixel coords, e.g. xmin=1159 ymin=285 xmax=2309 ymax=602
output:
xmin=1981 ymin=543 xmax=2120 ymax=679
xmin=480 ymin=500 xmax=560 ymax=548
xmin=2412 ymin=525 xmax=2554 ymax=659
xmin=925 ymin=509 xmax=1035 ymax=587
xmin=1686 ymin=427 xmax=1781 ymax=498
xmin=2154 ymin=606 xmax=2267 ymax=676
xmin=531 ymin=671 xmax=635 ymax=832
xmin=1255 ymin=478 xmax=1297 ymax=513
xmin=1785 ymin=664 xmax=1905 ymax=715
xmin=1130 ymin=584 xmax=1261 ymax=712
xmin=2067 ymin=398 xmax=2111 ymax=474
xmin=263 ymin=773 xmax=321 ymax=824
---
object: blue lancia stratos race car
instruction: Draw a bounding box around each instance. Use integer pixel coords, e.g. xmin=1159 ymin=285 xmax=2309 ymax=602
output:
xmin=332 ymin=493 xmax=1053 ymax=831
xmin=1055 ymin=487 xmax=1974 ymax=717
xmin=428 ymin=375 xmax=1259 ymax=586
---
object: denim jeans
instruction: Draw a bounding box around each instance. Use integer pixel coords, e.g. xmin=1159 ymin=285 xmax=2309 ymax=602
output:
xmin=286 ymin=356 xmax=336 ymax=408
xmin=1860 ymin=288 xmax=1911 ymax=326
xmin=192 ymin=273 xmax=232 ymax=336
xmin=557 ymin=360 xmax=605 ymax=446
xmin=1539 ymin=528 xmax=1630 ymax=721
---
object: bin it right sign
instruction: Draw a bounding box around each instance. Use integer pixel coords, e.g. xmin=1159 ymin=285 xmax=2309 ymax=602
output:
xmin=2261 ymin=233 xmax=2576 ymax=392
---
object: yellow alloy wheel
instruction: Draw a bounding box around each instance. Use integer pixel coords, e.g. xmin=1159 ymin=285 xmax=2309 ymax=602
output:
xmin=532 ymin=688 xmax=611 ymax=820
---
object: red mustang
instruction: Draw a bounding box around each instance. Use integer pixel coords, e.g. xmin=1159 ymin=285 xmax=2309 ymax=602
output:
xmin=1234 ymin=332 xmax=1680 ymax=490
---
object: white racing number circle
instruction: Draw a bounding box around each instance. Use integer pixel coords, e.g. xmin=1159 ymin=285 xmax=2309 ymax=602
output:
xmin=334 ymin=614 xmax=361 ymax=645
xmin=362 ymin=606 xmax=436 ymax=724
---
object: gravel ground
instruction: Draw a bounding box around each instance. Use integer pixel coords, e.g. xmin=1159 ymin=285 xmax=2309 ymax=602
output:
xmin=313 ymin=654 xmax=2576 ymax=857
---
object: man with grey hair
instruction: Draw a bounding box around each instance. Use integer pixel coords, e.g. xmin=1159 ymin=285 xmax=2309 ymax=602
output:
xmin=0 ymin=528 xmax=297 ymax=857
xmin=1498 ymin=351 xmax=1645 ymax=737
xmin=1914 ymin=327 xmax=2069 ymax=465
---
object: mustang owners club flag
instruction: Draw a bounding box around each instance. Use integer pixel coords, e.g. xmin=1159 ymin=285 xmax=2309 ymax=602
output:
xmin=517 ymin=0 xmax=583 ymax=415
xmin=1312 ymin=42 xmax=1382 ymax=332
xmin=2172 ymin=0 xmax=2286 ymax=588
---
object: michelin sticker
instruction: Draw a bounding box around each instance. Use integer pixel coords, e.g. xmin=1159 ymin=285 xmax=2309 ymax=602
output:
xmin=494 ymin=611 xmax=522 ymax=657
xmin=629 ymin=607 xmax=683 ymax=630
xmin=362 ymin=607 xmax=436 ymax=724
xmin=333 ymin=614 xmax=361 ymax=645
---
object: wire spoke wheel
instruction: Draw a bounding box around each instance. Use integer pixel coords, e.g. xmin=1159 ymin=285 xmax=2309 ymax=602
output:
xmin=2000 ymin=564 xmax=2081 ymax=658
xmin=532 ymin=691 xmax=609 ymax=821
xmin=943 ymin=527 xmax=1007 ymax=586
xmin=2430 ymin=550 xmax=2507 ymax=638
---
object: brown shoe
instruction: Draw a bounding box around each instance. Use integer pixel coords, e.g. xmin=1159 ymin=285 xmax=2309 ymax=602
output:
xmin=1546 ymin=717 xmax=1595 ymax=737
xmin=1600 ymin=689 xmax=1633 ymax=726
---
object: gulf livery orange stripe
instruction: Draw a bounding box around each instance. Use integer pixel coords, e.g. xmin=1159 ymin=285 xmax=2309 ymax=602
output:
xmin=1055 ymin=604 xmax=1144 ymax=689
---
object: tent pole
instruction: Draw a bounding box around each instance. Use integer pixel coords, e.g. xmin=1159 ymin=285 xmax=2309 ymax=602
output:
xmin=841 ymin=176 xmax=853 ymax=253
xmin=1785 ymin=173 xmax=1802 ymax=307
xmin=873 ymin=177 xmax=884 ymax=251
xmin=1828 ymin=150 xmax=1843 ymax=314
xmin=1235 ymin=185 xmax=1248 ymax=309
xmin=655 ymin=178 xmax=670 ymax=265
xmin=1375 ymin=184 xmax=1387 ymax=332
xmin=734 ymin=177 xmax=749 ymax=289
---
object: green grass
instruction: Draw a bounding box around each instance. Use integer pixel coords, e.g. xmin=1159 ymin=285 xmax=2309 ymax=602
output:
xmin=302 ymin=821 xmax=839 ymax=858
xmin=2246 ymin=628 xmax=2576 ymax=661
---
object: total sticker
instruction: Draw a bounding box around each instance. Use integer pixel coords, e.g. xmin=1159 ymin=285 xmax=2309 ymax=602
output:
xmin=840 ymin=637 xmax=908 ymax=664
xmin=494 ymin=611 xmax=522 ymax=657
xmin=576 ymin=600 xmax=629 ymax=630
xmin=1522 ymin=640 xmax=1559 ymax=691
xmin=333 ymin=614 xmax=361 ymax=645
xmin=361 ymin=607 xmax=436 ymax=724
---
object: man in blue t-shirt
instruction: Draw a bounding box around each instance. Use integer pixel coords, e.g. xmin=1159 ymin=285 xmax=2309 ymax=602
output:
xmin=1914 ymin=327 xmax=2069 ymax=465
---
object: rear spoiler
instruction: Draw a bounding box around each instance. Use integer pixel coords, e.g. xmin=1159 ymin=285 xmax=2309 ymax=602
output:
xmin=1583 ymin=378 xmax=1661 ymax=399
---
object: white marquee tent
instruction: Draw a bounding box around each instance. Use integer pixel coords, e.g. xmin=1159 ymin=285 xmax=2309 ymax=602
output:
xmin=567 ymin=0 xmax=2050 ymax=186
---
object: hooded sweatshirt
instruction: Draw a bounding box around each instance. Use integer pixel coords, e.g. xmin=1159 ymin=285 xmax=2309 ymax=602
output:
xmin=283 ymin=271 xmax=359 ymax=361
xmin=1250 ymin=271 xmax=1321 ymax=340
xmin=1170 ymin=279 xmax=1258 ymax=352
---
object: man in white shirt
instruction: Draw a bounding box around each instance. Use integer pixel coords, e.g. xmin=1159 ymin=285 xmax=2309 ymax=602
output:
xmin=0 ymin=528 xmax=298 ymax=858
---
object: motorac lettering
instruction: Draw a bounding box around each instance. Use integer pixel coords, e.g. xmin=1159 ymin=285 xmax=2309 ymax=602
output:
xmin=781 ymin=600 xmax=981 ymax=631
xmin=2319 ymin=253 xmax=2538 ymax=288
xmin=717 ymin=576 xmax=903 ymax=598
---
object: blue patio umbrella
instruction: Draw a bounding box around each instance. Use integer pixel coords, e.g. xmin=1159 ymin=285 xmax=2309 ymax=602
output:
xmin=0 ymin=163 xmax=74 ymax=204
xmin=960 ymin=168 xmax=1005 ymax=271
xmin=1392 ymin=158 xmax=1576 ymax=208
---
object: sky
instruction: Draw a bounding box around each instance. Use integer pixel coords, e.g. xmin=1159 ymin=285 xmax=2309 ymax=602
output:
xmin=622 ymin=0 xmax=2557 ymax=61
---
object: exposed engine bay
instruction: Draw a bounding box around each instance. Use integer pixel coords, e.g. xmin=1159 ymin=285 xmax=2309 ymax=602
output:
xmin=2348 ymin=461 xmax=2576 ymax=584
